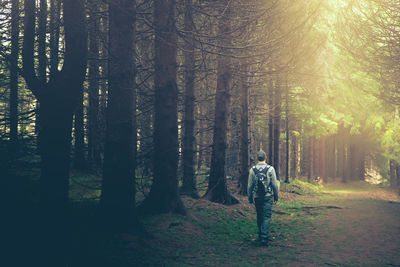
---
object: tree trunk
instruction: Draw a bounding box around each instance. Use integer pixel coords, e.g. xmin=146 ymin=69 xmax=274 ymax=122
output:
xmin=73 ymin=86 xmax=85 ymax=169
xmin=359 ymin=149 xmax=365 ymax=180
xmin=38 ymin=98 xmax=76 ymax=265
xmin=9 ymin=0 xmax=20 ymax=152
xmin=197 ymin=105 xmax=204 ymax=171
xmin=100 ymin=0 xmax=141 ymax=231
xmin=308 ymin=136 xmax=314 ymax=183
xmin=396 ymin=162 xmax=400 ymax=195
xmin=35 ymin=0 xmax=47 ymax=137
xmin=38 ymin=0 xmax=47 ymax=81
xmin=337 ymin=123 xmax=345 ymax=181
xmin=326 ymin=135 xmax=335 ymax=181
xmin=238 ymin=63 xmax=249 ymax=196
xmin=137 ymin=95 xmax=152 ymax=176
xmin=300 ymin=126 xmax=307 ymax=177
xmin=181 ymin=0 xmax=199 ymax=198
xmin=273 ymin=79 xmax=281 ymax=180
xmin=290 ymin=121 xmax=299 ymax=179
xmin=87 ymin=0 xmax=102 ymax=169
xmin=22 ymin=0 xmax=87 ymax=264
xmin=350 ymin=135 xmax=359 ymax=180
xmin=389 ymin=159 xmax=396 ymax=188
xmin=203 ymin=1 xmax=238 ymax=205
xmin=320 ymin=136 xmax=327 ymax=180
xmin=268 ymin=79 xmax=274 ymax=165
xmin=285 ymin=81 xmax=289 ymax=183
xmin=314 ymin=138 xmax=319 ymax=179
xmin=343 ymin=127 xmax=350 ymax=182
xmin=138 ymin=0 xmax=186 ymax=214
xmin=49 ymin=0 xmax=61 ymax=76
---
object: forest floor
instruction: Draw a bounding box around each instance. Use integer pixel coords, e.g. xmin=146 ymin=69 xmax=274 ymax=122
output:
xmin=96 ymin=179 xmax=400 ymax=266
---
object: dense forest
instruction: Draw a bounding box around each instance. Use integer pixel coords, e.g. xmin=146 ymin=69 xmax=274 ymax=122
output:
xmin=1 ymin=0 xmax=400 ymax=266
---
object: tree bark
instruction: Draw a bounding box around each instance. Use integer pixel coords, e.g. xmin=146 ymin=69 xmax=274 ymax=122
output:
xmin=22 ymin=0 xmax=87 ymax=264
xmin=396 ymin=162 xmax=400 ymax=195
xmin=238 ymin=62 xmax=249 ymax=196
xmin=359 ymin=149 xmax=365 ymax=180
xmin=138 ymin=0 xmax=186 ymax=214
xmin=100 ymin=0 xmax=141 ymax=231
xmin=73 ymin=86 xmax=85 ymax=169
xmin=197 ymin=105 xmax=205 ymax=171
xmin=343 ymin=127 xmax=350 ymax=182
xmin=326 ymin=135 xmax=335 ymax=180
xmin=273 ymin=79 xmax=281 ymax=180
xmin=87 ymin=0 xmax=102 ymax=169
xmin=203 ymin=1 xmax=238 ymax=205
xmin=308 ymin=136 xmax=314 ymax=183
xmin=35 ymin=0 xmax=47 ymax=137
xmin=268 ymin=79 xmax=274 ymax=165
xmin=337 ymin=123 xmax=345 ymax=181
xmin=300 ymin=126 xmax=307 ymax=177
xmin=389 ymin=159 xmax=396 ymax=188
xmin=9 ymin=0 xmax=20 ymax=152
xmin=49 ymin=0 xmax=61 ymax=76
xmin=285 ymin=81 xmax=289 ymax=183
xmin=290 ymin=121 xmax=299 ymax=179
xmin=38 ymin=0 xmax=47 ymax=81
xmin=350 ymin=135 xmax=359 ymax=180
xmin=320 ymin=136 xmax=327 ymax=180
xmin=181 ymin=0 xmax=199 ymax=198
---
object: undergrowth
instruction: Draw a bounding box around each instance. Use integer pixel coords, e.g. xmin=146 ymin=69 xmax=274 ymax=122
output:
xmin=93 ymin=179 xmax=326 ymax=266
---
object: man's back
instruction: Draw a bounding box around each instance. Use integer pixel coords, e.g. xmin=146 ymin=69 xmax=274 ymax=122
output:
xmin=248 ymin=162 xmax=279 ymax=202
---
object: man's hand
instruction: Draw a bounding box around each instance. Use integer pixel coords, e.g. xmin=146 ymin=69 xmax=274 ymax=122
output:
xmin=274 ymin=199 xmax=278 ymax=204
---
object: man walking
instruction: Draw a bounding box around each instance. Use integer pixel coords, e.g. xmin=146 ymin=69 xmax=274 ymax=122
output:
xmin=248 ymin=150 xmax=279 ymax=246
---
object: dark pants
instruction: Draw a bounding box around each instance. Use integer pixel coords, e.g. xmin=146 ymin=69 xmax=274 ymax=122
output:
xmin=254 ymin=197 xmax=273 ymax=242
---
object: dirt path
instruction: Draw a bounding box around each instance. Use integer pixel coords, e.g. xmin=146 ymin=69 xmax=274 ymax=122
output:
xmin=110 ymin=181 xmax=400 ymax=266
xmin=277 ymin=184 xmax=400 ymax=266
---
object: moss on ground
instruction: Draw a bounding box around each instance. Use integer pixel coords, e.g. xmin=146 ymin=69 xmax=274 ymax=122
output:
xmin=91 ymin=179 xmax=326 ymax=266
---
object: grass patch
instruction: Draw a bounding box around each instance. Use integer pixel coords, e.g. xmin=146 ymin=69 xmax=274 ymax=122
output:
xmin=70 ymin=170 xmax=101 ymax=201
xmin=280 ymin=179 xmax=321 ymax=196
xmin=108 ymin=192 xmax=321 ymax=266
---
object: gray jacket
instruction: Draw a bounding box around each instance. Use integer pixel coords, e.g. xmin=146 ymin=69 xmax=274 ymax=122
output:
xmin=247 ymin=162 xmax=279 ymax=202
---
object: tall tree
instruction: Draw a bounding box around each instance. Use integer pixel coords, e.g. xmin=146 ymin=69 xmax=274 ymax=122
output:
xmin=273 ymin=79 xmax=282 ymax=180
xmin=336 ymin=124 xmax=344 ymax=181
xmin=35 ymin=0 xmax=47 ymax=136
xmin=87 ymin=0 xmax=101 ymax=169
xmin=38 ymin=0 xmax=46 ymax=81
xmin=9 ymin=0 xmax=20 ymax=151
xmin=181 ymin=0 xmax=199 ymax=198
xmin=389 ymin=160 xmax=396 ymax=188
xmin=268 ymin=79 xmax=274 ymax=165
xmin=308 ymin=136 xmax=314 ymax=182
xmin=100 ymin=0 xmax=140 ymax=231
xmin=49 ymin=0 xmax=61 ymax=76
xmin=396 ymin=163 xmax=400 ymax=194
xmin=138 ymin=0 xmax=186 ymax=215
xmin=22 ymin=0 xmax=87 ymax=264
xmin=238 ymin=62 xmax=249 ymax=196
xmin=73 ymin=86 xmax=85 ymax=169
xmin=285 ymin=80 xmax=289 ymax=183
xmin=203 ymin=1 xmax=238 ymax=205
xmin=290 ymin=121 xmax=299 ymax=179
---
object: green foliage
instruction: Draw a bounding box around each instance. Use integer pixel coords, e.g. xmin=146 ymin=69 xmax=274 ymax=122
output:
xmin=381 ymin=116 xmax=400 ymax=162
xmin=280 ymin=179 xmax=321 ymax=196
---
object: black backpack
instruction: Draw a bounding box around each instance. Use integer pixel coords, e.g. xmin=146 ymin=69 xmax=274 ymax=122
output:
xmin=253 ymin=165 xmax=272 ymax=196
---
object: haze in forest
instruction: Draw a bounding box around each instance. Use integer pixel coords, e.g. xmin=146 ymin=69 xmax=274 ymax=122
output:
xmin=0 ymin=0 xmax=399 ymax=266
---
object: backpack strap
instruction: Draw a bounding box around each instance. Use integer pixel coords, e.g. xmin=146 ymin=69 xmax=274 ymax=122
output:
xmin=253 ymin=165 xmax=270 ymax=175
xmin=253 ymin=166 xmax=261 ymax=175
xmin=265 ymin=165 xmax=271 ymax=176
